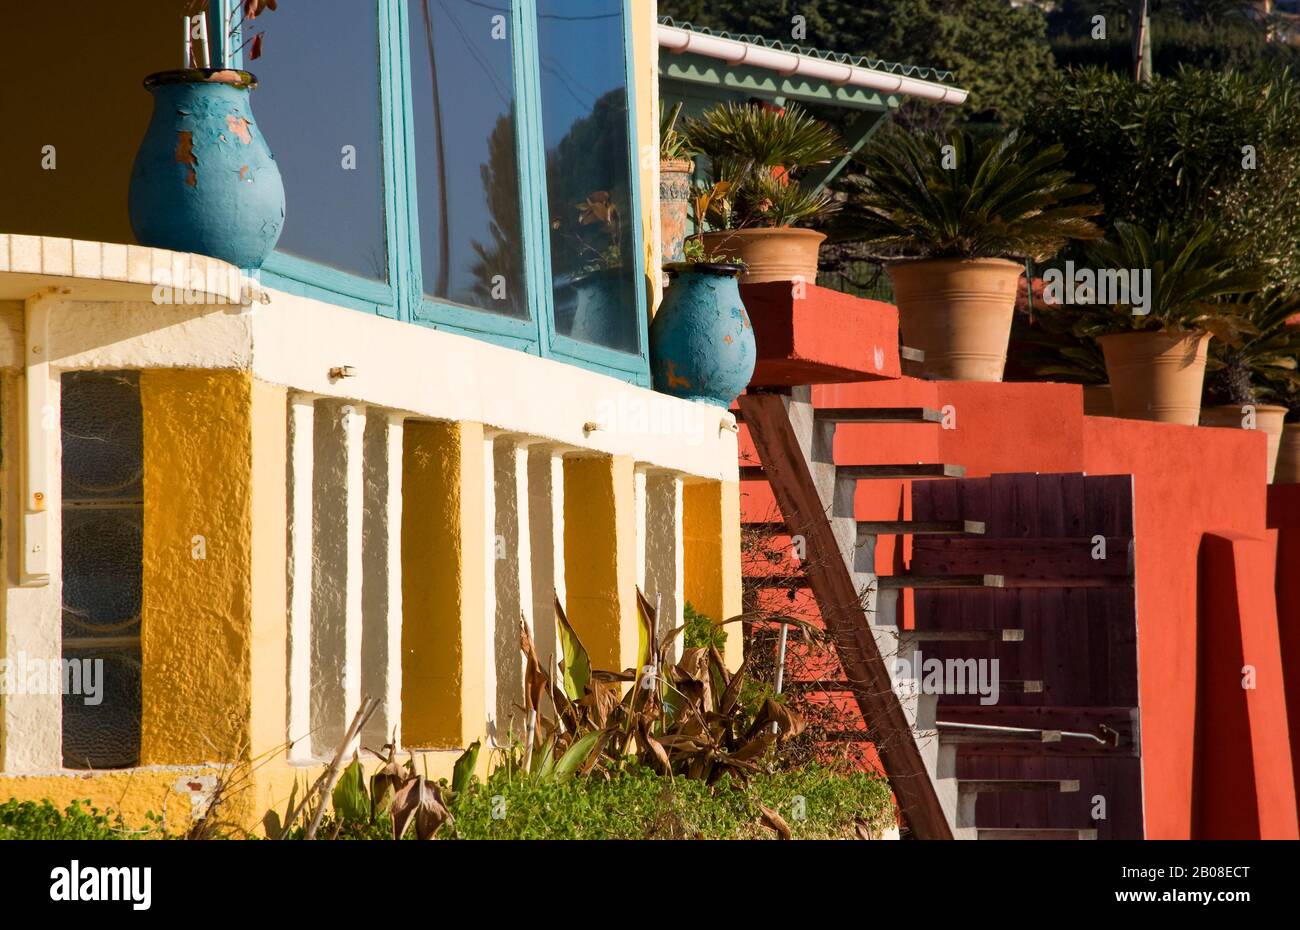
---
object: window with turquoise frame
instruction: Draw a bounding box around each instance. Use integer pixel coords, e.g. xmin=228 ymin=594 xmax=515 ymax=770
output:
xmin=224 ymin=0 xmax=648 ymax=384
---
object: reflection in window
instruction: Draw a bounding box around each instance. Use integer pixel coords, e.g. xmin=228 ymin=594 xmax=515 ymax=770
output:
xmin=252 ymin=0 xmax=388 ymax=281
xmin=61 ymin=372 xmax=143 ymax=770
xmin=409 ymin=0 xmax=527 ymax=317
xmin=537 ymin=0 xmax=638 ymax=353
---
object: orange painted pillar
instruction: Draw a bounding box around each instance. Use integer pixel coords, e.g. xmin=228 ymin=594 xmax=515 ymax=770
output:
xmin=1196 ymin=532 xmax=1299 ymax=839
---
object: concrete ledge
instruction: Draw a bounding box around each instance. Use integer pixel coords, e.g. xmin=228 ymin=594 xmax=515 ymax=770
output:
xmin=742 ymin=282 xmax=901 ymax=386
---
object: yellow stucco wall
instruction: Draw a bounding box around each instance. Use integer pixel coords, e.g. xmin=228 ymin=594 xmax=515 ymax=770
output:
xmin=401 ymin=420 xmax=487 ymax=749
xmin=563 ymin=455 xmax=640 ymax=674
xmin=684 ymin=480 xmax=744 ymax=669
xmin=632 ymin=0 xmax=663 ymax=313
xmin=140 ymin=370 xmax=256 ymax=765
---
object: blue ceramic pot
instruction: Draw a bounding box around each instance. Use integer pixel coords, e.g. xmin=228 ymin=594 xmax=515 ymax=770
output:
xmin=650 ymin=263 xmax=755 ymax=408
xmin=129 ymin=70 xmax=284 ymax=270
xmin=570 ymin=267 xmax=637 ymax=350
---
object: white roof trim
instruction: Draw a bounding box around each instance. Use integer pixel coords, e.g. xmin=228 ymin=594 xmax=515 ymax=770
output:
xmin=657 ymin=24 xmax=969 ymax=106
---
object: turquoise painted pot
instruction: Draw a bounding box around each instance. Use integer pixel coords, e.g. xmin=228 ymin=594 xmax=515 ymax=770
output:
xmin=129 ymin=70 xmax=285 ymax=270
xmin=650 ymin=263 xmax=755 ymax=408
xmin=570 ymin=267 xmax=637 ymax=350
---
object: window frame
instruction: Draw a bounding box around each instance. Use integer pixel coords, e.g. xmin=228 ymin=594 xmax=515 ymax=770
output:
xmin=221 ymin=0 xmax=649 ymax=383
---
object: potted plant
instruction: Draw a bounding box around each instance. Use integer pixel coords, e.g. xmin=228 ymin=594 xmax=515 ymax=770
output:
xmin=649 ymin=237 xmax=754 ymax=409
xmin=129 ymin=1 xmax=285 ymax=270
xmin=683 ymin=102 xmax=843 ymax=284
xmin=837 ymin=127 xmax=1102 ymax=382
xmin=1199 ymin=288 xmax=1300 ymax=482
xmin=1010 ymin=295 xmax=1114 ymax=415
xmin=659 ymin=102 xmax=696 ymax=265
xmin=1069 ymin=221 xmax=1262 ymax=426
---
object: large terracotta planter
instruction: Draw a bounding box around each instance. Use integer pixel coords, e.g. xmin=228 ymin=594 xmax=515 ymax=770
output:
xmin=1097 ymin=330 xmax=1210 ymax=426
xmin=660 ymin=158 xmax=694 ymax=264
xmin=886 ymin=257 xmax=1024 ymax=382
xmin=1276 ymin=423 xmax=1300 ymax=484
xmin=698 ymin=228 xmax=825 ymax=285
xmin=1202 ymin=404 xmax=1291 ymax=483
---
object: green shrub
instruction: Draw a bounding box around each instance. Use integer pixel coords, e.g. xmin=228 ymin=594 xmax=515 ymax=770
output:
xmin=448 ymin=763 xmax=894 ymax=840
xmin=0 ymin=799 xmax=143 ymax=840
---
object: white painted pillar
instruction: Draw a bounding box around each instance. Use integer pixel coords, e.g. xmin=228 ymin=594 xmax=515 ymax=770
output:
xmin=309 ymin=399 xmax=366 ymax=758
xmin=527 ymin=446 xmax=565 ymax=684
xmin=1 ymin=370 xmax=63 ymax=772
xmin=492 ymin=436 xmax=536 ymax=742
xmin=634 ymin=468 xmax=648 ymax=592
xmin=644 ymin=472 xmax=685 ymax=664
xmin=360 ymin=412 xmax=403 ymax=750
xmin=286 ymin=395 xmax=314 ymax=760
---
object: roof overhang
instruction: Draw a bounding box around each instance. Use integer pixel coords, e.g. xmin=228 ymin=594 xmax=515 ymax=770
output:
xmin=657 ymin=23 xmax=968 ymax=107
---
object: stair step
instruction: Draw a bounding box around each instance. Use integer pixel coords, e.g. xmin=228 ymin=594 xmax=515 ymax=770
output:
xmin=900 ymin=345 xmax=926 ymax=362
xmin=959 ymin=779 xmax=1080 ymax=795
xmin=877 ymin=574 xmax=1005 ymax=590
xmin=977 ymin=828 xmax=1098 ymax=841
xmin=858 ymin=520 xmax=985 ymax=536
xmin=902 ymin=629 xmax=1025 ymax=643
xmin=938 ymin=723 xmax=1062 ymax=744
xmin=739 ymin=463 xmax=966 ymax=482
xmin=838 ymin=463 xmax=966 ymax=480
xmin=815 ymin=407 xmax=943 ymax=424
xmin=790 ymin=679 xmax=1041 ymax=694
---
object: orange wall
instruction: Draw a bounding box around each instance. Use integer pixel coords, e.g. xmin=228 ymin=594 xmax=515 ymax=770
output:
xmin=739 ymin=375 xmax=1297 ymax=838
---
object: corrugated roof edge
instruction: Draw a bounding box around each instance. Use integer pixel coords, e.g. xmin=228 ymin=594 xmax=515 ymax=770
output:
xmin=659 ymin=16 xmax=957 ymax=83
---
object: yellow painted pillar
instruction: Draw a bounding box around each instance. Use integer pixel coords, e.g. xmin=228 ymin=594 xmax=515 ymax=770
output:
xmin=563 ymin=455 xmax=639 ymax=674
xmin=140 ymin=370 xmax=256 ymax=765
xmin=401 ymin=420 xmax=487 ymax=748
xmin=683 ymin=480 xmax=744 ymax=670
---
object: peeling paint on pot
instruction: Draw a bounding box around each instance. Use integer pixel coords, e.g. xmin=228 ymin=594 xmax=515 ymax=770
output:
xmin=128 ymin=70 xmax=285 ymax=270
xmin=650 ymin=264 xmax=755 ymax=409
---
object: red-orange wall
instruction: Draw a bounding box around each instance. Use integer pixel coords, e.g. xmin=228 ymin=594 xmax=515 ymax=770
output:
xmin=739 ymin=376 xmax=1298 ymax=838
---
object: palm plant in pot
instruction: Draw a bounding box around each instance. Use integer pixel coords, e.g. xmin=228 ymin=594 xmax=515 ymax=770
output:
xmin=1199 ymin=288 xmax=1300 ymax=482
xmin=659 ymin=102 xmax=696 ymax=264
xmin=836 ymin=127 xmax=1102 ymax=382
xmin=649 ymin=234 xmax=754 ymax=409
xmin=129 ymin=1 xmax=286 ymax=270
xmin=1067 ymin=221 xmax=1263 ymax=426
xmin=683 ymin=102 xmax=843 ymax=284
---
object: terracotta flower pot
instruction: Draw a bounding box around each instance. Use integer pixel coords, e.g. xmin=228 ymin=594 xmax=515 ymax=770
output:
xmin=1276 ymin=423 xmax=1300 ymax=484
xmin=1097 ymin=330 xmax=1210 ymax=426
xmin=659 ymin=158 xmax=694 ymax=264
xmin=698 ymin=228 xmax=825 ymax=284
xmin=1201 ymin=404 xmax=1291 ymax=483
xmin=885 ymin=257 xmax=1024 ymax=382
xmin=1083 ymin=384 xmax=1115 ymax=417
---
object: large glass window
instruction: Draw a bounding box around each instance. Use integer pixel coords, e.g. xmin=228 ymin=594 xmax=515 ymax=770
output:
xmin=61 ymin=372 xmax=143 ymax=770
xmin=408 ymin=0 xmax=527 ymax=317
xmin=537 ymin=0 xmax=639 ymax=353
xmin=254 ymin=0 xmax=389 ymax=281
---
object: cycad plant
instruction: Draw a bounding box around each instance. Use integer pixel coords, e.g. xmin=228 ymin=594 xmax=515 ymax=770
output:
xmin=1203 ymin=288 xmax=1300 ymax=407
xmin=835 ymin=127 xmax=1103 ymax=261
xmin=1068 ymin=221 xmax=1263 ymax=340
xmin=684 ymin=102 xmax=844 ymax=229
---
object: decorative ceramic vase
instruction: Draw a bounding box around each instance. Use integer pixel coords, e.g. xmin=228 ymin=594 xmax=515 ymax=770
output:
xmin=650 ymin=263 xmax=755 ymax=408
xmin=660 ymin=158 xmax=694 ymax=264
xmin=698 ymin=228 xmax=825 ymax=284
xmin=1200 ymin=403 xmax=1290 ymax=483
xmin=1098 ymin=330 xmax=1210 ymax=426
xmin=569 ymin=267 xmax=637 ymax=350
xmin=129 ymin=69 xmax=285 ymax=270
xmin=886 ymin=257 xmax=1024 ymax=382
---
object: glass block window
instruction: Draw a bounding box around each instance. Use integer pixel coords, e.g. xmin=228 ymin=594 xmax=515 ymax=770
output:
xmin=61 ymin=371 xmax=143 ymax=770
